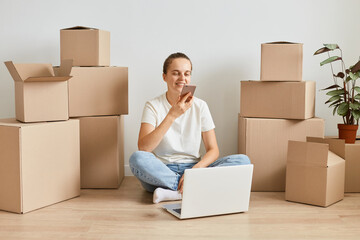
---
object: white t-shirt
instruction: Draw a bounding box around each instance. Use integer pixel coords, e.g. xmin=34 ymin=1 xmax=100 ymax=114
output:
xmin=141 ymin=93 xmax=215 ymax=164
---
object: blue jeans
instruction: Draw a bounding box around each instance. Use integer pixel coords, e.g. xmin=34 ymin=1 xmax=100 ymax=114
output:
xmin=129 ymin=151 xmax=251 ymax=192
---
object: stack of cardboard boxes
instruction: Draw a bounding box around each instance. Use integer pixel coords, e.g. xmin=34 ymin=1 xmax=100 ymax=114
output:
xmin=60 ymin=26 xmax=128 ymax=189
xmin=0 ymin=26 xmax=128 ymax=214
xmin=238 ymin=42 xmax=326 ymax=191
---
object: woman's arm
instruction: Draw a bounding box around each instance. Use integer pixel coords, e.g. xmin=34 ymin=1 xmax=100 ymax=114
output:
xmin=138 ymin=93 xmax=193 ymax=152
xmin=193 ymin=129 xmax=219 ymax=168
xmin=177 ymin=129 xmax=219 ymax=193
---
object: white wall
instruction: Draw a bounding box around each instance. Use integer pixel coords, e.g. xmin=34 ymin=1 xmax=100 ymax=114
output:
xmin=1 ymin=0 xmax=360 ymax=175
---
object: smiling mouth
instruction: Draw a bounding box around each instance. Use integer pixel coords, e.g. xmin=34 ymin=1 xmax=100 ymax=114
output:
xmin=176 ymin=82 xmax=185 ymax=86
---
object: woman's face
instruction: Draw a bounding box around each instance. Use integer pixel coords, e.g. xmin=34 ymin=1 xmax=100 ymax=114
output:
xmin=163 ymin=58 xmax=192 ymax=95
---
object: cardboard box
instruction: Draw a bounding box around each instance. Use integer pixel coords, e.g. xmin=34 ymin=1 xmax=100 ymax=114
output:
xmin=260 ymin=42 xmax=303 ymax=81
xmin=286 ymin=138 xmax=345 ymax=207
xmin=0 ymin=119 xmax=80 ymax=214
xmin=77 ymin=116 xmax=124 ymax=188
xmin=238 ymin=116 xmax=324 ymax=191
xmin=318 ymin=137 xmax=360 ymax=193
xmin=240 ymin=81 xmax=315 ymax=120
xmin=4 ymin=60 xmax=72 ymax=123
xmin=60 ymin=26 xmax=110 ymax=67
xmin=54 ymin=66 xmax=128 ymax=117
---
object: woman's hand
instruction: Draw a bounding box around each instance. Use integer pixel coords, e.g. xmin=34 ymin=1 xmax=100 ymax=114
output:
xmin=168 ymin=92 xmax=193 ymax=120
xmin=177 ymin=175 xmax=185 ymax=194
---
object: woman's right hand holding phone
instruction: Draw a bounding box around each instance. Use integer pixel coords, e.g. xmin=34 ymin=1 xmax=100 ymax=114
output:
xmin=168 ymin=92 xmax=193 ymax=120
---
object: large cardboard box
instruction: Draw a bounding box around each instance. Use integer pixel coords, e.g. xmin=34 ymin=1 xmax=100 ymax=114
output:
xmin=4 ymin=60 xmax=72 ymax=123
xmin=54 ymin=66 xmax=128 ymax=117
xmin=286 ymin=138 xmax=345 ymax=207
xmin=240 ymin=81 xmax=315 ymax=120
xmin=317 ymin=137 xmax=360 ymax=193
xmin=77 ymin=116 xmax=124 ymax=188
xmin=0 ymin=119 xmax=80 ymax=214
xmin=260 ymin=42 xmax=303 ymax=81
xmin=60 ymin=26 xmax=110 ymax=67
xmin=238 ymin=116 xmax=324 ymax=191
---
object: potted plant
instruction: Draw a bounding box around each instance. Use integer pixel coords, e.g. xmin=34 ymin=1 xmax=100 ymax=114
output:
xmin=314 ymin=44 xmax=360 ymax=143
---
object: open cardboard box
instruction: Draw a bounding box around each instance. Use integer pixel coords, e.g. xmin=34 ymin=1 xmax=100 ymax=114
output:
xmin=285 ymin=137 xmax=345 ymax=207
xmin=260 ymin=41 xmax=303 ymax=81
xmin=0 ymin=119 xmax=80 ymax=214
xmin=321 ymin=137 xmax=360 ymax=193
xmin=60 ymin=26 xmax=110 ymax=67
xmin=4 ymin=60 xmax=72 ymax=122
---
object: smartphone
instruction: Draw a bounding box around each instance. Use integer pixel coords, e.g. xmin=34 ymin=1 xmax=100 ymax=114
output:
xmin=180 ymin=84 xmax=196 ymax=98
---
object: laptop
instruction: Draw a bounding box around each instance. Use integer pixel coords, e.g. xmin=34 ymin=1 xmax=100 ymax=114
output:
xmin=162 ymin=164 xmax=253 ymax=219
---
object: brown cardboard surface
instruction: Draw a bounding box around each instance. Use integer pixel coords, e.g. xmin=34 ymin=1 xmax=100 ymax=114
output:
xmin=4 ymin=61 xmax=72 ymax=122
xmin=0 ymin=119 xmax=80 ymax=214
xmin=240 ymin=81 xmax=315 ymax=119
xmin=344 ymin=142 xmax=360 ymax=192
xmin=315 ymin=137 xmax=360 ymax=192
xmin=260 ymin=42 xmax=303 ymax=81
xmin=77 ymin=116 xmax=124 ymax=188
xmin=238 ymin=116 xmax=324 ymax=191
xmin=60 ymin=26 xmax=110 ymax=67
xmin=59 ymin=66 xmax=128 ymax=117
xmin=285 ymin=140 xmax=345 ymax=207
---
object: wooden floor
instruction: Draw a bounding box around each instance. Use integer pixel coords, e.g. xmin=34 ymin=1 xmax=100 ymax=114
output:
xmin=0 ymin=177 xmax=360 ymax=240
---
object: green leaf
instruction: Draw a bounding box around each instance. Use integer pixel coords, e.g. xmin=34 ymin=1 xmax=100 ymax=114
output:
xmin=350 ymin=72 xmax=359 ymax=81
xmin=346 ymin=76 xmax=352 ymax=82
xmin=337 ymin=102 xmax=349 ymax=116
xmin=354 ymin=86 xmax=360 ymax=93
xmin=333 ymin=104 xmax=340 ymax=116
xmin=326 ymin=89 xmax=345 ymax=96
xmin=325 ymin=95 xmax=341 ymax=104
xmin=329 ymin=99 xmax=342 ymax=107
xmin=314 ymin=47 xmax=331 ymax=55
xmin=350 ymin=102 xmax=360 ymax=110
xmin=320 ymin=56 xmax=342 ymax=66
xmin=323 ymin=44 xmax=339 ymax=50
xmin=352 ymin=110 xmax=360 ymax=121
xmin=355 ymin=94 xmax=360 ymax=100
xmin=321 ymin=84 xmax=341 ymax=90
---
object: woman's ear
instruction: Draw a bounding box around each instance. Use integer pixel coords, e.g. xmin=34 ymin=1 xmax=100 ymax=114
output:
xmin=162 ymin=73 xmax=166 ymax=82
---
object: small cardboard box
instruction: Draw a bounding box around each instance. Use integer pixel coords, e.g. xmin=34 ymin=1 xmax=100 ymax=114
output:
xmin=286 ymin=138 xmax=345 ymax=207
xmin=54 ymin=66 xmax=128 ymax=117
xmin=60 ymin=26 xmax=110 ymax=67
xmin=260 ymin=42 xmax=303 ymax=81
xmin=4 ymin=60 xmax=72 ymax=123
xmin=0 ymin=119 xmax=80 ymax=214
xmin=318 ymin=137 xmax=360 ymax=193
xmin=76 ymin=115 xmax=124 ymax=188
xmin=240 ymin=81 xmax=315 ymax=120
xmin=238 ymin=116 xmax=324 ymax=191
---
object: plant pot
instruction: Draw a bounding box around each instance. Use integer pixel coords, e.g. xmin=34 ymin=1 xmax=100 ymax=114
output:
xmin=338 ymin=124 xmax=359 ymax=144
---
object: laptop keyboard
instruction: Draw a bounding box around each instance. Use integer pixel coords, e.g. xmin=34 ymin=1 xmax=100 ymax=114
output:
xmin=173 ymin=208 xmax=182 ymax=214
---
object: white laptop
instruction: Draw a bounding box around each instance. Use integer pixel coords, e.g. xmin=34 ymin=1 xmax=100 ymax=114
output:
xmin=162 ymin=164 xmax=253 ymax=219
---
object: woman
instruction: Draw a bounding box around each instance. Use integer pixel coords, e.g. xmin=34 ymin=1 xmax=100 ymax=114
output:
xmin=130 ymin=52 xmax=250 ymax=204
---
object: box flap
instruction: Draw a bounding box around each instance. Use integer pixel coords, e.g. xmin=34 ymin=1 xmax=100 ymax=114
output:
xmin=4 ymin=61 xmax=23 ymax=82
xmin=327 ymin=151 xmax=345 ymax=167
xmin=287 ymin=140 xmax=328 ymax=167
xmin=54 ymin=59 xmax=73 ymax=77
xmin=61 ymin=26 xmax=98 ymax=30
xmin=4 ymin=61 xmax=72 ymax=83
xmin=307 ymin=137 xmax=345 ymax=158
xmin=4 ymin=61 xmax=54 ymax=82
